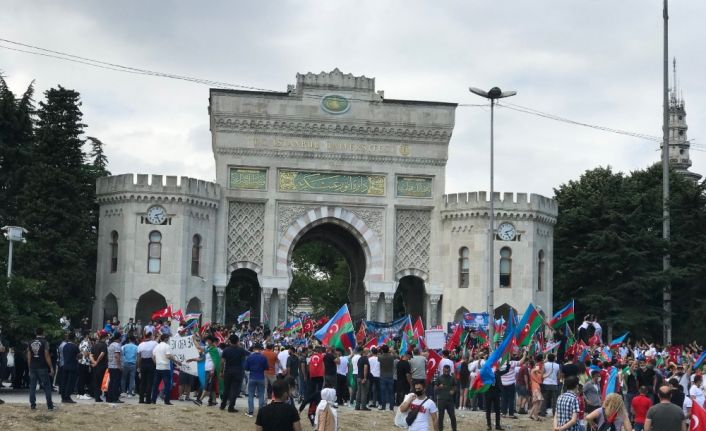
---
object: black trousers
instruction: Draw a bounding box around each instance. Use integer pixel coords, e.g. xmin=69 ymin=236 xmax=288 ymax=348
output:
xmin=107 ymin=368 xmax=122 ymax=402
xmin=77 ymin=364 xmax=92 ymax=396
xmin=336 ymin=374 xmax=348 ymax=404
xmin=93 ymin=365 xmax=107 ymax=401
xmin=438 ymin=399 xmax=457 ymax=431
xmin=485 ymin=389 xmax=501 ymax=427
xmin=139 ymin=361 xmax=155 ymax=403
xmin=221 ymin=370 xmax=243 ymax=409
xmin=61 ymin=368 xmax=78 ymax=400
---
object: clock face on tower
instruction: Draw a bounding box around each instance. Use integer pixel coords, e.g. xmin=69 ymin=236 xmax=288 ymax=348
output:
xmin=146 ymin=205 xmax=167 ymax=225
xmin=497 ymin=222 xmax=516 ymax=241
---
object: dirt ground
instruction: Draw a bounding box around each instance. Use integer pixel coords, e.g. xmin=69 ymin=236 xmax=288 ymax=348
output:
xmin=0 ymin=402 xmax=551 ymax=431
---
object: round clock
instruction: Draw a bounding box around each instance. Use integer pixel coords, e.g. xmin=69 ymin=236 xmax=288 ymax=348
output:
xmin=146 ymin=205 xmax=167 ymax=225
xmin=497 ymin=222 xmax=516 ymax=241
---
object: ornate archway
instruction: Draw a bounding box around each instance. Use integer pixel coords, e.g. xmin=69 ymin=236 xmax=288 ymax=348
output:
xmin=135 ymin=290 xmax=168 ymax=324
xmin=103 ymin=293 xmax=118 ymax=324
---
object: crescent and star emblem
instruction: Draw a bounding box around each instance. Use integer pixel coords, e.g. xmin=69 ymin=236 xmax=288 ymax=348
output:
xmin=329 ymin=324 xmax=339 ymax=334
xmin=691 ymin=414 xmax=699 ymax=430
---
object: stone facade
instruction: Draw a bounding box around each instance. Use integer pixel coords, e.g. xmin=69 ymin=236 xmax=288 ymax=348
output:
xmin=93 ymin=69 xmax=558 ymax=329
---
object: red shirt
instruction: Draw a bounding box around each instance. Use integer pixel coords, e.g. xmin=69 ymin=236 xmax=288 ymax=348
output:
xmin=263 ymin=350 xmax=278 ymax=376
xmin=631 ymin=394 xmax=653 ymax=424
xmin=309 ymin=353 xmax=324 ymax=378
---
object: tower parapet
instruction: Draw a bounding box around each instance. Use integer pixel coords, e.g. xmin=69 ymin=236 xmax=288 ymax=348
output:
xmin=96 ymin=174 xmax=221 ymax=208
xmin=666 ymin=59 xmax=701 ymax=182
xmin=441 ymin=191 xmax=558 ymax=225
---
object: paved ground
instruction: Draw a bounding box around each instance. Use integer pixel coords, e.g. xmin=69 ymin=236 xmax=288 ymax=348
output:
xmin=0 ymin=386 xmax=549 ymax=431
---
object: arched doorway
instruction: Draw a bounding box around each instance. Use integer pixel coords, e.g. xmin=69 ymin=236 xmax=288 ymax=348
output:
xmin=103 ymin=293 xmax=118 ymax=324
xmin=135 ymin=290 xmax=167 ymax=324
xmin=288 ymin=222 xmax=367 ymax=321
xmin=186 ymin=297 xmax=202 ymax=314
xmin=226 ymin=268 xmax=261 ymax=325
xmin=495 ymin=302 xmax=517 ymax=322
xmin=393 ymin=275 xmax=426 ymax=323
xmin=454 ymin=306 xmax=469 ymax=323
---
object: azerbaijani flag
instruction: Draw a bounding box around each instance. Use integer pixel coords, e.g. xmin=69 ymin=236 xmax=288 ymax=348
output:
xmin=284 ymin=319 xmax=303 ymax=335
xmin=578 ymin=345 xmax=590 ymax=363
xmin=602 ymin=366 xmax=619 ymax=399
xmin=543 ymin=340 xmax=562 ymax=353
xmin=516 ymin=303 xmax=543 ymax=347
xmin=549 ymin=300 xmax=574 ymax=329
xmin=314 ymin=304 xmax=356 ymax=350
xmin=403 ymin=316 xmax=416 ymax=346
xmin=400 ymin=331 xmax=410 ymax=355
xmin=693 ymin=351 xmax=706 ymax=371
xmin=600 ymin=346 xmax=612 ymax=363
xmin=609 ymin=332 xmax=629 ymax=348
xmin=479 ymin=318 xmax=515 ymax=385
xmin=237 ymin=310 xmax=251 ymax=324
xmin=476 ymin=327 xmax=489 ymax=346
xmin=184 ymin=313 xmax=201 ymax=329
xmin=493 ymin=318 xmax=506 ymax=344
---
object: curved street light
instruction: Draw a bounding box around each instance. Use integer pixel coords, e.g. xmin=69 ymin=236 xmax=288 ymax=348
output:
xmin=468 ymin=86 xmax=516 ymax=343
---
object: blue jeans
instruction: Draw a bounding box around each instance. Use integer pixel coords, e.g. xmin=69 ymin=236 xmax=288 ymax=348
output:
xmin=122 ymin=363 xmax=136 ymax=394
xmin=29 ymin=368 xmax=54 ymax=408
xmin=248 ymin=379 xmax=266 ymax=414
xmin=380 ymin=377 xmax=395 ymax=410
xmin=152 ymin=369 xmax=172 ymax=403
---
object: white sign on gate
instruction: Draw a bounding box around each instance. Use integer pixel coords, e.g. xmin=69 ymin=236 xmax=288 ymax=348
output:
xmin=169 ymin=334 xmax=200 ymax=376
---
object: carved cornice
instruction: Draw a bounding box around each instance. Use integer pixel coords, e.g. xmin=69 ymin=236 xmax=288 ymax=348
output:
xmin=215 ymin=146 xmax=446 ymax=167
xmin=441 ymin=210 xmax=557 ymax=226
xmin=97 ymin=193 xmax=219 ymax=209
xmin=212 ymin=116 xmax=453 ymax=145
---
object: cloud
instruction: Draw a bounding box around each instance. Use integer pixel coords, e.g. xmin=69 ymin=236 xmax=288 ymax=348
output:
xmin=1 ymin=0 xmax=704 ymax=198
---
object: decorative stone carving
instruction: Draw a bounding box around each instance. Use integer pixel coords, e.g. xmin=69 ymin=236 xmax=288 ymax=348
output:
xmin=395 ymin=209 xmax=431 ymax=274
xmin=228 ymin=201 xmax=265 ymax=268
xmin=277 ymin=204 xmax=384 ymax=238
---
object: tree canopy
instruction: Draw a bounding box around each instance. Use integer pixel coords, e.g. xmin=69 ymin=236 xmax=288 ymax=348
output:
xmin=553 ymin=165 xmax=706 ymax=343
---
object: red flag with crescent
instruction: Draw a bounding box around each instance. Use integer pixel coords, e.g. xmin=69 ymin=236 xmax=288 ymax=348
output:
xmin=356 ymin=321 xmax=367 ymax=344
xmin=426 ymin=349 xmax=442 ymax=384
xmin=692 ymin=399 xmax=706 ymax=431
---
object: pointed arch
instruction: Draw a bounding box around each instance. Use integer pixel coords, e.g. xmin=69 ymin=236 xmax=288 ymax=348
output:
xmin=103 ymin=293 xmax=118 ymax=323
xmin=186 ymin=297 xmax=202 ymax=313
xmin=135 ymin=289 xmax=168 ymax=324
xmin=454 ymin=306 xmax=470 ymax=323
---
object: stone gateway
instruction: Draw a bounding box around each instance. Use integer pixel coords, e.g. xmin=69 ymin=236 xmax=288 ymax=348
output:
xmin=93 ymin=69 xmax=558 ymax=329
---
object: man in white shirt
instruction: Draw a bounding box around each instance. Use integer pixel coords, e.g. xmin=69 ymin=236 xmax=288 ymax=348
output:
xmin=336 ymin=350 xmax=349 ymax=406
xmin=500 ymin=351 xmax=526 ymax=418
xmin=439 ymin=351 xmax=455 ymax=378
xmin=690 ymin=375 xmax=705 ymax=408
xmin=540 ymin=353 xmax=560 ymax=417
xmin=369 ymin=348 xmax=381 ymax=408
xmin=277 ymin=345 xmax=290 ymax=377
xmin=136 ymin=332 xmax=158 ymax=404
xmin=350 ymin=347 xmax=361 ymax=407
xmin=150 ymin=333 xmax=181 ymax=405
xmin=400 ymin=381 xmax=439 ymax=431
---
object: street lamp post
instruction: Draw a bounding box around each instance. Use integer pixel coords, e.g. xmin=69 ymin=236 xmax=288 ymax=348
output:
xmin=2 ymin=226 xmax=28 ymax=279
xmin=468 ymin=87 xmax=517 ymax=343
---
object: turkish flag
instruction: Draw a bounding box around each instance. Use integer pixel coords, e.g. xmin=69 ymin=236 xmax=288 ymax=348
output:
xmin=445 ymin=324 xmax=463 ymax=351
xmin=172 ymin=309 xmax=184 ymax=323
xmin=692 ymin=399 xmax=706 ymax=431
xmin=364 ymin=337 xmax=378 ymax=350
xmin=151 ymin=305 xmax=172 ymax=321
xmin=356 ymin=322 xmax=367 ymax=344
xmin=303 ymin=318 xmax=314 ymax=334
xmin=426 ymin=350 xmax=442 ymax=384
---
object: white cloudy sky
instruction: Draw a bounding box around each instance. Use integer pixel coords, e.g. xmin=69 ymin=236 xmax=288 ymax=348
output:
xmin=2 ymin=1 xmax=704 ymax=197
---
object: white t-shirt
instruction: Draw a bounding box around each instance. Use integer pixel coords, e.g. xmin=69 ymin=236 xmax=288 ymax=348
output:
xmin=204 ymin=348 xmax=214 ymax=372
xmin=337 ymin=355 xmax=349 ymax=376
xmin=153 ymin=342 xmax=172 ymax=370
xmin=408 ymin=397 xmax=439 ymax=431
xmin=137 ymin=340 xmax=158 ymax=359
xmin=683 ymin=395 xmax=693 ymax=417
xmin=543 ymin=362 xmax=560 ymax=385
xmin=277 ymin=350 xmax=289 ymax=374
xmin=369 ymin=356 xmax=381 ymax=378
xmin=351 ymin=354 xmax=361 ymax=375
xmin=689 ymin=385 xmax=705 ymax=408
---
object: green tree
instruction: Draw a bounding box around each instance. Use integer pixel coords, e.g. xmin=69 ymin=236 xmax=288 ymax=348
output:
xmin=15 ymin=86 xmax=101 ymax=318
xmin=287 ymin=241 xmax=350 ymax=316
xmin=553 ymin=165 xmax=706 ymax=342
xmin=0 ymin=276 xmax=63 ymax=344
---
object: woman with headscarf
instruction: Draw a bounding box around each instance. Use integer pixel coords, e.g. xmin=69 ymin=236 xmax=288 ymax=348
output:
xmin=314 ymin=384 xmax=338 ymax=431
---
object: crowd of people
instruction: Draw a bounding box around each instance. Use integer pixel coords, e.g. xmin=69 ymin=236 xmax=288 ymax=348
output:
xmin=0 ymin=316 xmax=705 ymax=431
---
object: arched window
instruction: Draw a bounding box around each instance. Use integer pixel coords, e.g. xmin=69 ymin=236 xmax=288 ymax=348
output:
xmin=458 ymin=247 xmax=469 ymax=288
xmin=110 ymin=231 xmax=119 ymax=273
xmin=499 ymin=247 xmax=512 ymax=288
xmin=537 ymin=250 xmax=545 ymax=292
xmin=148 ymin=230 xmax=162 ymax=273
xmin=191 ymin=234 xmax=201 ymax=276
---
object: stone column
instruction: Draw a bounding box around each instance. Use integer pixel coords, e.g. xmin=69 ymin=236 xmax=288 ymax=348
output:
xmin=384 ymin=292 xmax=395 ymax=322
xmin=214 ymin=285 xmax=226 ymax=324
xmin=262 ymin=288 xmax=273 ymax=325
xmin=277 ymin=289 xmax=288 ymax=323
xmin=367 ymin=292 xmax=380 ymax=321
xmin=428 ymin=294 xmax=441 ymax=327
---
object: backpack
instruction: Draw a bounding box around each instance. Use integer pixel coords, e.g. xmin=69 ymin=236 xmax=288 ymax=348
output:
xmin=316 ymin=403 xmax=336 ymax=431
